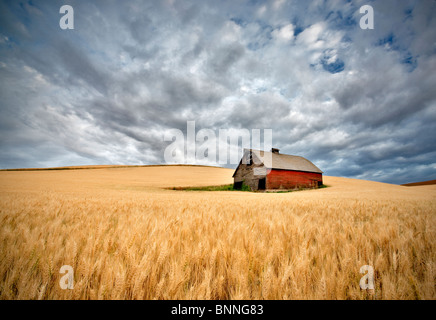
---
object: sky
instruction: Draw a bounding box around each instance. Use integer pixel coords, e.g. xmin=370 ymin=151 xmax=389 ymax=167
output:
xmin=0 ymin=0 xmax=435 ymax=184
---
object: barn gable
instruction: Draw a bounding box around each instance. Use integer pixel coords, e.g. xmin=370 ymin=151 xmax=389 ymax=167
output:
xmin=232 ymin=149 xmax=266 ymax=177
xmin=232 ymin=150 xmax=268 ymax=190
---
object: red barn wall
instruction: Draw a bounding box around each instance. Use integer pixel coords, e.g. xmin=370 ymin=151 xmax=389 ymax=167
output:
xmin=266 ymin=169 xmax=322 ymax=189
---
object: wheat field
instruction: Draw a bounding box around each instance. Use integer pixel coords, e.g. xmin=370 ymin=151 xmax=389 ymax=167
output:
xmin=0 ymin=165 xmax=435 ymax=300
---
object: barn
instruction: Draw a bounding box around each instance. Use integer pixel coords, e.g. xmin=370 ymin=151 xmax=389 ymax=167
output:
xmin=233 ymin=148 xmax=323 ymax=191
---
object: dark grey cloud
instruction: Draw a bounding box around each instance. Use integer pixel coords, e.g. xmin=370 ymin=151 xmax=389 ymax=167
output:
xmin=0 ymin=0 xmax=435 ymax=184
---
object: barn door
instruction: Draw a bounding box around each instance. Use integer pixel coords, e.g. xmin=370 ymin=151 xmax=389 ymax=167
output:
xmin=258 ymin=178 xmax=266 ymax=190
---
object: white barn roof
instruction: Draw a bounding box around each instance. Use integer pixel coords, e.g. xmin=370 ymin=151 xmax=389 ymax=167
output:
xmin=249 ymin=149 xmax=323 ymax=174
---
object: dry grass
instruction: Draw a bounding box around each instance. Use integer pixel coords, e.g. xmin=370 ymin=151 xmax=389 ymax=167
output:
xmin=0 ymin=166 xmax=435 ymax=300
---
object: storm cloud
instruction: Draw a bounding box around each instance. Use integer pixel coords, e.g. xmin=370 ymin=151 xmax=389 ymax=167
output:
xmin=0 ymin=0 xmax=435 ymax=184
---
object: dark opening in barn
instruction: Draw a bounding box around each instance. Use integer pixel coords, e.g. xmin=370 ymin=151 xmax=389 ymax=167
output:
xmin=258 ymin=178 xmax=266 ymax=190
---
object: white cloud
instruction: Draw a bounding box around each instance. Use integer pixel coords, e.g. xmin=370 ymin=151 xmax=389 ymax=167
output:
xmin=297 ymin=22 xmax=325 ymax=45
xmin=272 ymin=24 xmax=295 ymax=42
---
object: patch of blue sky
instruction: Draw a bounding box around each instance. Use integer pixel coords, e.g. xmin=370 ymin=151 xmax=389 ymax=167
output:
xmin=322 ymin=59 xmax=345 ymax=74
xmin=290 ymin=17 xmax=305 ymax=37
xmin=230 ymin=17 xmax=247 ymax=27
xmin=377 ymin=33 xmax=418 ymax=72
xmin=402 ymin=53 xmax=418 ymax=72
xmin=325 ymin=10 xmax=357 ymax=30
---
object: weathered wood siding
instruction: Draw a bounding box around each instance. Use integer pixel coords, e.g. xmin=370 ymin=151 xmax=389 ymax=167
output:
xmin=233 ymin=152 xmax=267 ymax=191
